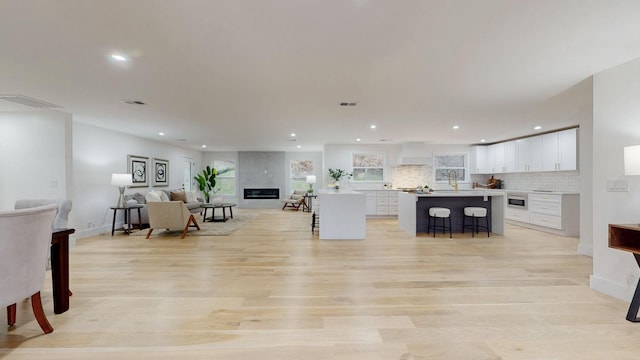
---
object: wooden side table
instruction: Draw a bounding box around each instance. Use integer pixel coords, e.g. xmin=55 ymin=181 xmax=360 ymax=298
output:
xmin=110 ymin=204 xmax=143 ymax=235
xmin=609 ymin=224 xmax=640 ymax=322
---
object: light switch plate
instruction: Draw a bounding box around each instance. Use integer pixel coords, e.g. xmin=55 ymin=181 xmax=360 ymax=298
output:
xmin=607 ymin=179 xmax=629 ymax=192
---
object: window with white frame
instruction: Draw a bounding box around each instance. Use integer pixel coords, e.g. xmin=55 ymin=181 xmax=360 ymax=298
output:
xmin=433 ymin=153 xmax=468 ymax=184
xmin=291 ymin=160 xmax=314 ymax=192
xmin=352 ymin=153 xmax=384 ymax=181
xmin=213 ymin=160 xmax=236 ymax=195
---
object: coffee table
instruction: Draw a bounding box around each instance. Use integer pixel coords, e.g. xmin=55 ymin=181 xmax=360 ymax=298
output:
xmin=201 ymin=202 xmax=236 ymax=222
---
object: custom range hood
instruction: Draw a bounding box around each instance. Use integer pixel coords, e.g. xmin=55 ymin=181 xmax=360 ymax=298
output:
xmin=397 ymin=142 xmax=431 ymax=165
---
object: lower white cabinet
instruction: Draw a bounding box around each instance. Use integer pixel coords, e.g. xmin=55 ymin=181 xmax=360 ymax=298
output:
xmin=506 ymin=192 xmax=579 ymax=236
xmin=359 ymin=190 xmax=399 ymax=216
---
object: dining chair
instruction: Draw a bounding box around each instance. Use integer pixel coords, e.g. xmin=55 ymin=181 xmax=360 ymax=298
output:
xmin=0 ymin=204 xmax=58 ymax=334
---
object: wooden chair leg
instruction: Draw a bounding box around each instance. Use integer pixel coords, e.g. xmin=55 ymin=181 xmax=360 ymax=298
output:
xmin=7 ymin=304 xmax=16 ymax=326
xmin=181 ymin=215 xmax=200 ymax=239
xmin=145 ymin=228 xmax=153 ymax=239
xmin=31 ymin=292 xmax=53 ymax=334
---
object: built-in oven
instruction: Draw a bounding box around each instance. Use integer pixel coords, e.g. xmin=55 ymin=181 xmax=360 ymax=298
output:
xmin=507 ymin=192 xmax=528 ymax=209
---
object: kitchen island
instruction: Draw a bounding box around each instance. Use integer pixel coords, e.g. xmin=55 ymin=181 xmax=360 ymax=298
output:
xmin=398 ymin=191 xmax=505 ymax=236
xmin=318 ymin=189 xmax=366 ymax=240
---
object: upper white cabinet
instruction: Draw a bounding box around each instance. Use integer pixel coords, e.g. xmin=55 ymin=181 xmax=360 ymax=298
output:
xmin=541 ymin=128 xmax=577 ymax=171
xmin=503 ymin=141 xmax=517 ymax=173
xmin=471 ymin=128 xmax=577 ymax=174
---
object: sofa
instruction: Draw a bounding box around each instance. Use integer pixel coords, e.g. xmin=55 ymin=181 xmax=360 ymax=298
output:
xmin=125 ymin=189 xmax=203 ymax=227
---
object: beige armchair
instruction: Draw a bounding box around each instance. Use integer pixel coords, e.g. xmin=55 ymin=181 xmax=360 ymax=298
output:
xmin=282 ymin=190 xmax=307 ymax=211
xmin=146 ymin=201 xmax=200 ymax=239
xmin=1 ymin=204 xmax=58 ymax=334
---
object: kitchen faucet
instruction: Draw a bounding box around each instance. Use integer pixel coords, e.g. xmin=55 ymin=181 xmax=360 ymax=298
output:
xmin=448 ymin=170 xmax=458 ymax=192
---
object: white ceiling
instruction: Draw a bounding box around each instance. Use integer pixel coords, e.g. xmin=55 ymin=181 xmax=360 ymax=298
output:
xmin=1 ymin=0 xmax=640 ymax=151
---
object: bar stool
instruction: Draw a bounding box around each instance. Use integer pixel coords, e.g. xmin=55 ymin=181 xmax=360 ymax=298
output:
xmin=427 ymin=207 xmax=452 ymax=238
xmin=462 ymin=207 xmax=490 ymax=237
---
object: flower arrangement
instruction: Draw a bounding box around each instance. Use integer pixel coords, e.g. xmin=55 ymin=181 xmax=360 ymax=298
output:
xmin=328 ymin=168 xmax=351 ymax=182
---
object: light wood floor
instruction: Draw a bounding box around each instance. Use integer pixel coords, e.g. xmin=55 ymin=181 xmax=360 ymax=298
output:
xmin=1 ymin=208 xmax=638 ymax=359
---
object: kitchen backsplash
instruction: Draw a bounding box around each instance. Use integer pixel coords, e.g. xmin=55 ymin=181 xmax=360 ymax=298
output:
xmin=390 ymin=165 xmax=580 ymax=193
xmin=471 ymin=171 xmax=580 ymax=192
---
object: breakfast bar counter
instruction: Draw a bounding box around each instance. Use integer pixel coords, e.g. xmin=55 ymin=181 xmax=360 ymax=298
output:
xmin=398 ymin=191 xmax=505 ymax=236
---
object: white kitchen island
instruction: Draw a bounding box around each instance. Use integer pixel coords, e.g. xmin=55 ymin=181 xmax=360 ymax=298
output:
xmin=398 ymin=191 xmax=505 ymax=236
xmin=318 ymin=189 xmax=366 ymax=240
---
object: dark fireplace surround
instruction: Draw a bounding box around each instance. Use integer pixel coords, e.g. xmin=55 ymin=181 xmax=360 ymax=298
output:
xmin=244 ymin=188 xmax=280 ymax=200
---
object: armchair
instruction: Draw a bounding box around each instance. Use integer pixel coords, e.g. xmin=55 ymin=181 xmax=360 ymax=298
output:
xmin=282 ymin=190 xmax=307 ymax=211
xmin=146 ymin=201 xmax=201 ymax=239
xmin=1 ymin=204 xmax=58 ymax=334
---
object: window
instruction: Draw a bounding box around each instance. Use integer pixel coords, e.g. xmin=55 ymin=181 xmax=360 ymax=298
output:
xmin=291 ymin=160 xmax=313 ymax=192
xmin=213 ymin=160 xmax=236 ymax=195
xmin=352 ymin=153 xmax=383 ymax=181
xmin=433 ymin=153 xmax=468 ymax=184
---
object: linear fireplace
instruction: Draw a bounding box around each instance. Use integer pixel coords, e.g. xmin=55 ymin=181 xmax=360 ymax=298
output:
xmin=244 ymin=188 xmax=280 ymax=200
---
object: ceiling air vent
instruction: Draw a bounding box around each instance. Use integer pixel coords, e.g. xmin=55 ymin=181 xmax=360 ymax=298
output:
xmin=0 ymin=95 xmax=61 ymax=108
xmin=123 ymin=100 xmax=146 ymax=105
xmin=339 ymin=102 xmax=357 ymax=107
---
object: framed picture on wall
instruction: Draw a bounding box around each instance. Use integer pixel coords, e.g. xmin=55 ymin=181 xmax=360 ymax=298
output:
xmin=152 ymin=158 xmax=169 ymax=186
xmin=127 ymin=155 xmax=148 ymax=187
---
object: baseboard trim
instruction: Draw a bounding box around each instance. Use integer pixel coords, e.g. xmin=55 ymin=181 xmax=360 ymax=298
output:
xmin=590 ymin=274 xmax=631 ymax=302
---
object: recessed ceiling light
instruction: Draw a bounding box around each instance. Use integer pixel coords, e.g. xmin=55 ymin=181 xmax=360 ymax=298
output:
xmin=453 ymin=125 xmax=460 ymax=129
xmin=201 ymin=145 xmax=207 ymax=148
xmin=534 ymin=125 xmax=542 ymax=130
xmin=356 ymin=138 xmax=361 ymax=142
xmin=480 ymin=139 xmax=486 ymax=143
xmin=370 ymin=125 xmax=376 ymax=129
xmin=291 ymin=133 xmax=296 ymax=137
xmin=111 ymin=54 xmax=127 ymax=61
xmin=158 ymin=132 xmax=165 ymax=136
xmin=297 ymin=145 xmax=302 ymax=149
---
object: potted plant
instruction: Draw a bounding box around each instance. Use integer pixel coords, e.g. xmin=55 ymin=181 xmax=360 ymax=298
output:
xmin=194 ymin=166 xmax=217 ymax=203
xmin=328 ymin=168 xmax=351 ymax=190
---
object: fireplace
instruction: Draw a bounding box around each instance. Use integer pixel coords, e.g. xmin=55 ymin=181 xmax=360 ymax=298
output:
xmin=244 ymin=188 xmax=280 ymax=200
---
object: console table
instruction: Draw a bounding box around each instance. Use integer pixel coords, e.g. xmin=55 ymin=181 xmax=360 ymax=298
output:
xmin=609 ymin=224 xmax=640 ymax=322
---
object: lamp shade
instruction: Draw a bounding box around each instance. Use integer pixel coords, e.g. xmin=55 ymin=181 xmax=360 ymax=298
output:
xmin=111 ymin=173 xmax=133 ymax=186
xmin=306 ymin=175 xmax=317 ymax=184
xmin=625 ymin=145 xmax=640 ymax=176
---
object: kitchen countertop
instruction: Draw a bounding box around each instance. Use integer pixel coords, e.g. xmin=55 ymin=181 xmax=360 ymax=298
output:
xmin=409 ymin=190 xmax=504 ymax=197
xmin=493 ymin=189 xmax=579 ymax=195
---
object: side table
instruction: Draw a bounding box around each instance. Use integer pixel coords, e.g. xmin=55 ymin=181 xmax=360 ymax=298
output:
xmin=303 ymin=193 xmax=317 ymax=213
xmin=110 ymin=204 xmax=143 ymax=235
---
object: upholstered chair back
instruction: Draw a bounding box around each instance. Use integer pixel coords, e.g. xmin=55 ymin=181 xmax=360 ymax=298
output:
xmin=15 ymin=199 xmax=72 ymax=229
xmin=0 ymin=204 xmax=57 ymax=308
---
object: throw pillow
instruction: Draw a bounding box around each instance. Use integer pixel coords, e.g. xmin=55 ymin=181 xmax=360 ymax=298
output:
xmin=159 ymin=191 xmax=170 ymax=201
xmin=145 ymin=191 xmax=162 ymax=202
xmin=185 ymin=191 xmax=197 ymax=203
xmin=171 ymin=191 xmax=187 ymax=203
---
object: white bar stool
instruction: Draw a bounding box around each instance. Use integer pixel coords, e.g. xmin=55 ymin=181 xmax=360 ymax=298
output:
xmin=427 ymin=207 xmax=452 ymax=238
xmin=462 ymin=207 xmax=489 ymax=237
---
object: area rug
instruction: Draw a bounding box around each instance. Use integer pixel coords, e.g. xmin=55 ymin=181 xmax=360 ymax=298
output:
xmin=130 ymin=214 xmax=255 ymax=237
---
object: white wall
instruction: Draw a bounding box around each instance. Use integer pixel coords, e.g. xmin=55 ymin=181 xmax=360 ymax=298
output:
xmin=0 ymin=110 xmax=72 ymax=210
xmin=72 ymin=122 xmax=203 ymax=238
xmin=323 ymin=143 xmax=403 ymax=189
xmin=591 ymin=58 xmax=640 ymax=301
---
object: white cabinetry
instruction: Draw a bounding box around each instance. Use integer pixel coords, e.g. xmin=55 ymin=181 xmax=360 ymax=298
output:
xmin=503 ymin=141 xmax=517 ymax=173
xmin=507 ymin=192 xmax=579 ymax=236
xmin=515 ymin=136 xmax=543 ymax=172
xmin=486 ymin=128 xmax=577 ymax=174
xmin=471 ymin=146 xmax=488 ymax=174
xmin=541 ymin=128 xmax=577 ymax=171
xmin=359 ymin=190 xmax=399 ymax=216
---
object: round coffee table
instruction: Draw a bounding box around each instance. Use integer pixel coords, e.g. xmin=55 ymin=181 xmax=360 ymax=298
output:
xmin=201 ymin=202 xmax=236 ymax=222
